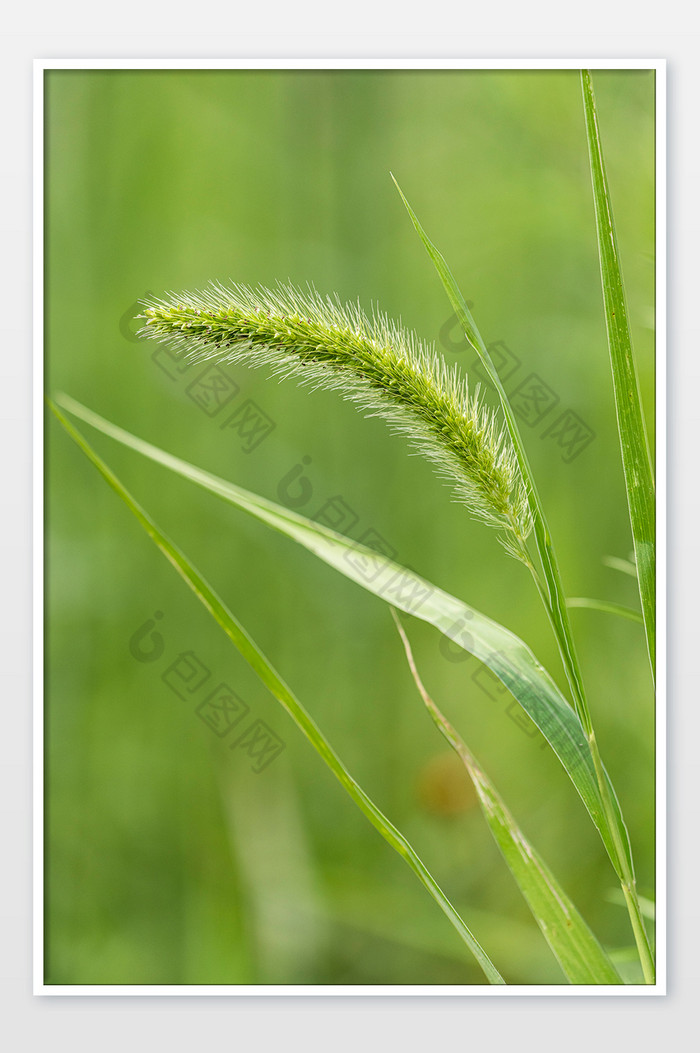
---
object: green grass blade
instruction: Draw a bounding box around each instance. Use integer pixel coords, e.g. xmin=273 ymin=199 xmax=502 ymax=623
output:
xmin=392 ymin=611 xmax=622 ymax=985
xmin=566 ymin=597 xmax=644 ymax=624
xmin=47 ymin=398 xmax=505 ymax=986
xmin=54 ymin=393 xmax=631 ymax=880
xmin=580 ymin=70 xmax=656 ymax=678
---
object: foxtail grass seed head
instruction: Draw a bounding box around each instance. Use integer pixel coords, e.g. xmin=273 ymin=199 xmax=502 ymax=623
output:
xmin=138 ymin=282 xmax=532 ymax=555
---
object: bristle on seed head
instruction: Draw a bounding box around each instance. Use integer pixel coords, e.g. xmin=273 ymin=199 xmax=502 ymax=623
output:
xmin=139 ymin=281 xmax=531 ymax=556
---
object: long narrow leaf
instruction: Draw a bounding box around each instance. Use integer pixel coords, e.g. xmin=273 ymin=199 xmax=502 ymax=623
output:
xmin=48 ymin=398 xmax=505 ymax=985
xmin=392 ymin=610 xmax=622 ymax=984
xmin=580 ymin=70 xmax=655 ymax=678
xmin=54 ymin=393 xmax=632 ymax=880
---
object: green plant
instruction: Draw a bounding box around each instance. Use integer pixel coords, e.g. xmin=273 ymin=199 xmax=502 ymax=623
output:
xmin=49 ymin=70 xmax=655 ymax=985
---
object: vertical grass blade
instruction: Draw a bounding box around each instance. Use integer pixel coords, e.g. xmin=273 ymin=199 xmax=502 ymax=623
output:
xmin=393 ymin=611 xmax=623 ymax=985
xmin=48 ymin=399 xmax=505 ymax=985
xmin=580 ymin=69 xmax=656 ymax=679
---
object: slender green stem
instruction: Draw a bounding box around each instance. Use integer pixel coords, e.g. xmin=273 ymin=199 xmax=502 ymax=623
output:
xmin=587 ymin=731 xmax=655 ymax=984
xmin=519 ymin=525 xmax=591 ymax=735
xmin=621 ymin=883 xmax=656 ymax=985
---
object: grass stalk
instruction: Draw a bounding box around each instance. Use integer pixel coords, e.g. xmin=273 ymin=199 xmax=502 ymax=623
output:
xmin=588 ymin=731 xmax=655 ymax=984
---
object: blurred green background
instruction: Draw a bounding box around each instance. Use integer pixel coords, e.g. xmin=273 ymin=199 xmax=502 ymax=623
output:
xmin=44 ymin=68 xmax=655 ymax=986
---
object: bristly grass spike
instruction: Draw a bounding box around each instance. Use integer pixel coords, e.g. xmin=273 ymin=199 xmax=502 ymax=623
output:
xmin=139 ymin=281 xmax=532 ymax=560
